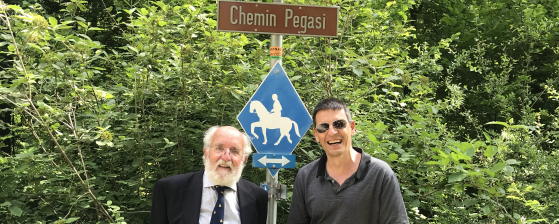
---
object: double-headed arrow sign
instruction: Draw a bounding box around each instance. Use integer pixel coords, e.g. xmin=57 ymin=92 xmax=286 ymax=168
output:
xmin=254 ymin=154 xmax=296 ymax=168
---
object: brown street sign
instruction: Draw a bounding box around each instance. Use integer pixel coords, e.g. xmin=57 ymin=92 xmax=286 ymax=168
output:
xmin=217 ymin=0 xmax=339 ymax=37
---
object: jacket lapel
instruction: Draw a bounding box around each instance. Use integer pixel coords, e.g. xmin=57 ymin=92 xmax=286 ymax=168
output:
xmin=237 ymin=180 xmax=256 ymax=224
xmin=181 ymin=171 xmax=203 ymax=224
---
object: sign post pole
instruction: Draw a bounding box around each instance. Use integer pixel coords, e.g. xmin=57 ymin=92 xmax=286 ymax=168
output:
xmin=268 ymin=0 xmax=283 ymax=222
xmin=266 ymin=172 xmax=278 ymax=224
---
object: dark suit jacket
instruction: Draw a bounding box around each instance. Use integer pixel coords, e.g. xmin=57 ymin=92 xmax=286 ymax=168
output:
xmin=149 ymin=171 xmax=268 ymax=224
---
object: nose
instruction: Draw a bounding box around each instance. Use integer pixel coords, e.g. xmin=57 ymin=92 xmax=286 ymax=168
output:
xmin=221 ymin=149 xmax=232 ymax=161
xmin=328 ymin=126 xmax=339 ymax=134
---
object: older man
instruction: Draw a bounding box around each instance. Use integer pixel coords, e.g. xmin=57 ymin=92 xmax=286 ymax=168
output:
xmin=288 ymin=98 xmax=409 ymax=224
xmin=150 ymin=126 xmax=268 ymax=224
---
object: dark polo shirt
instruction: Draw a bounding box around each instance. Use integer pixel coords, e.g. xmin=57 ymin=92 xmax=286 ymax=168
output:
xmin=288 ymin=147 xmax=409 ymax=224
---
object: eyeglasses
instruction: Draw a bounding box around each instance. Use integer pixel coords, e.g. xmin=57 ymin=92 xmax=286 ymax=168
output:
xmin=315 ymin=119 xmax=348 ymax=133
xmin=210 ymin=145 xmax=242 ymax=158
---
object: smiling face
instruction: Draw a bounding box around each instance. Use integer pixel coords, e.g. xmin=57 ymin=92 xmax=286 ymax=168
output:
xmin=313 ymin=109 xmax=356 ymax=158
xmin=203 ymin=127 xmax=247 ymax=186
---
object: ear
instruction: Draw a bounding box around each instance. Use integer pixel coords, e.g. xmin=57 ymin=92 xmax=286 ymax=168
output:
xmin=349 ymin=120 xmax=356 ymax=136
xmin=243 ymin=155 xmax=249 ymax=164
xmin=203 ymin=147 xmax=208 ymax=158
xmin=312 ymin=128 xmax=320 ymax=142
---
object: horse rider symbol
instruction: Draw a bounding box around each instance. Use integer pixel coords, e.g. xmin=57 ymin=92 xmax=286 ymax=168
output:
xmin=249 ymin=94 xmax=300 ymax=145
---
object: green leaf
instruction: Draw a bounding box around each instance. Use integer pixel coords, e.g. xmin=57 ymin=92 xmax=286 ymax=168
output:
xmin=352 ymin=68 xmax=363 ymax=76
xmin=367 ymin=133 xmax=379 ymax=144
xmin=158 ymin=21 xmax=167 ymax=26
xmin=140 ymin=8 xmax=149 ymax=16
xmin=8 ymin=44 xmax=15 ymax=52
xmin=127 ymin=45 xmax=138 ymax=54
xmin=481 ymin=205 xmax=490 ymax=214
xmin=424 ymin=161 xmax=440 ymax=165
xmin=464 ymin=199 xmax=477 ymax=207
xmin=9 ymin=5 xmax=22 ymax=10
xmin=132 ymin=159 xmax=142 ymax=167
xmin=15 ymin=153 xmax=33 ymax=158
xmin=290 ymin=76 xmax=302 ymax=81
xmin=510 ymin=125 xmax=532 ymax=130
xmin=484 ymin=146 xmax=497 ymax=159
xmin=483 ymin=132 xmax=492 ymax=143
xmin=65 ymin=217 xmax=80 ymax=223
xmin=506 ymin=159 xmax=519 ymax=165
xmin=9 ymin=205 xmax=22 ymax=216
xmin=0 ymin=201 xmax=11 ymax=207
xmin=411 ymin=115 xmax=424 ymax=122
xmin=448 ymin=172 xmax=468 ymax=183
xmin=503 ymin=165 xmax=514 ymax=175
xmin=27 ymin=43 xmax=43 ymax=53
xmin=206 ymin=18 xmax=217 ymax=27
xmin=240 ymin=34 xmax=248 ymax=45
xmin=465 ymin=147 xmax=475 ymax=158
xmin=77 ymin=21 xmax=87 ymax=29
xmin=14 ymin=164 xmax=29 ymax=172
xmin=370 ymin=59 xmax=387 ymax=67
xmin=431 ymin=106 xmax=438 ymax=114
xmin=389 ymin=153 xmax=398 ymax=161
xmin=485 ymin=121 xmax=509 ymax=128
xmin=490 ymin=162 xmax=506 ymax=172
xmin=49 ymin=17 xmax=58 ymax=26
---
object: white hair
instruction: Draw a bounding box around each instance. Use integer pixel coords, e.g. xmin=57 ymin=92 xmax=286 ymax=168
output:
xmin=203 ymin=125 xmax=252 ymax=158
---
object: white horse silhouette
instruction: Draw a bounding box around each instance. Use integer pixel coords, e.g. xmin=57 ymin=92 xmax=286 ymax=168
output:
xmin=249 ymin=100 xmax=301 ymax=145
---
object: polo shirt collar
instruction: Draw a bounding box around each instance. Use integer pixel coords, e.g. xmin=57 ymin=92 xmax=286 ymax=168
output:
xmin=316 ymin=147 xmax=370 ymax=180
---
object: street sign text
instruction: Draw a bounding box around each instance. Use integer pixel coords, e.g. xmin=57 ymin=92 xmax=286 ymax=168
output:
xmin=217 ymin=1 xmax=339 ymax=37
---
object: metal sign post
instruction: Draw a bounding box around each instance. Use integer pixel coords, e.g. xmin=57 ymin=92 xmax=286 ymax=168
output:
xmin=268 ymin=0 xmax=282 ymax=222
xmin=222 ymin=1 xmax=339 ymax=223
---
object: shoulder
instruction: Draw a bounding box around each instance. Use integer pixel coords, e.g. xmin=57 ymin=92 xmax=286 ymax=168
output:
xmin=156 ymin=171 xmax=203 ymax=189
xmin=362 ymin=153 xmax=399 ymax=183
xmin=299 ymin=159 xmax=320 ymax=174
xmin=238 ymin=178 xmax=267 ymax=198
xmin=367 ymin=155 xmax=395 ymax=174
xmin=295 ymin=159 xmax=320 ymax=182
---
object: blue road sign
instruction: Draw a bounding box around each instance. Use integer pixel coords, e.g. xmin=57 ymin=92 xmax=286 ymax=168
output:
xmin=260 ymin=183 xmax=269 ymax=192
xmin=253 ymin=154 xmax=296 ymax=169
xmin=238 ymin=62 xmax=312 ymax=177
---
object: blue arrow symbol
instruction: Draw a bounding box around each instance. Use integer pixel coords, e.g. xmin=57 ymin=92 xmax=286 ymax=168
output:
xmin=258 ymin=155 xmax=290 ymax=166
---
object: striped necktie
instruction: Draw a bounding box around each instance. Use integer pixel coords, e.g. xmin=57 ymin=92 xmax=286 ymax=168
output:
xmin=210 ymin=186 xmax=228 ymax=224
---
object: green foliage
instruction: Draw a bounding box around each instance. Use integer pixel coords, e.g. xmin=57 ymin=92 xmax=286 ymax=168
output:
xmin=1 ymin=0 xmax=559 ymax=223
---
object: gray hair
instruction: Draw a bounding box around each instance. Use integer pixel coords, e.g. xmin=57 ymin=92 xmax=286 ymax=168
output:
xmin=203 ymin=125 xmax=253 ymax=157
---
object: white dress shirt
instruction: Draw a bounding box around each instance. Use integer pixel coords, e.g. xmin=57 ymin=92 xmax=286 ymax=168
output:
xmin=199 ymin=173 xmax=241 ymax=224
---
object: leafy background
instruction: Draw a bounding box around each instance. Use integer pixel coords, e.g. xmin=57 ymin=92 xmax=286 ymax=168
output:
xmin=1 ymin=0 xmax=558 ymax=223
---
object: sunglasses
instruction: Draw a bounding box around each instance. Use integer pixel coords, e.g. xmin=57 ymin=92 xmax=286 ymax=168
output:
xmin=315 ymin=119 xmax=348 ymax=133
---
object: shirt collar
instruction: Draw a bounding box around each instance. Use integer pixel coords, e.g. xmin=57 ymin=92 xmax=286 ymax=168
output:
xmin=316 ymin=147 xmax=370 ymax=180
xmin=203 ymin=171 xmax=238 ymax=192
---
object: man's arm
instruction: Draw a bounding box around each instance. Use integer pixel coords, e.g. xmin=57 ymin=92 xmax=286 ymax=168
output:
xmin=149 ymin=180 xmax=168 ymax=224
xmin=379 ymin=173 xmax=409 ymax=224
xmin=287 ymin=172 xmax=311 ymax=224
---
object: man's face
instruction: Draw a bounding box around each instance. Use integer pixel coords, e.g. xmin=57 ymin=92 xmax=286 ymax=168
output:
xmin=313 ymin=109 xmax=355 ymax=158
xmin=204 ymin=127 xmax=247 ymax=186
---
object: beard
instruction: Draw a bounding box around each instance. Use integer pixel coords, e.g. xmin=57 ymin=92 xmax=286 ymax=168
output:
xmin=204 ymin=157 xmax=244 ymax=187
